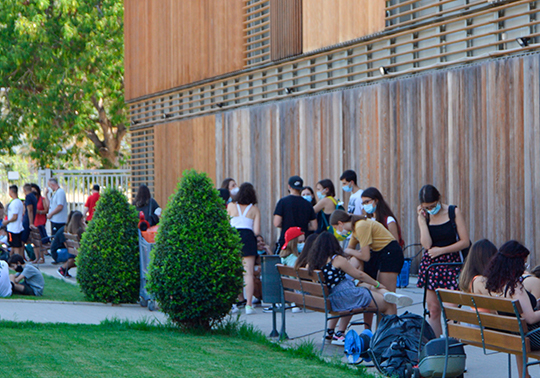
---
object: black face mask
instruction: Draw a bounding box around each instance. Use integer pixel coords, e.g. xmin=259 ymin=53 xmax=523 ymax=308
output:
xmin=15 ymin=265 xmax=23 ymax=273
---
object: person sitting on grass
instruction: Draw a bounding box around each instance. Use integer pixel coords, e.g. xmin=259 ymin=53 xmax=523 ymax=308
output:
xmin=58 ymin=211 xmax=86 ymax=278
xmin=0 ymin=260 xmax=12 ymax=297
xmin=7 ymin=254 xmax=44 ymax=296
xmin=306 ymin=232 xmax=413 ymax=346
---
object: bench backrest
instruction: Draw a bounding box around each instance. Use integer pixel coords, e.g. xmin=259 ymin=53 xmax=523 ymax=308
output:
xmin=276 ymin=264 xmax=331 ymax=313
xmin=437 ymin=289 xmax=530 ymax=355
xmin=64 ymin=233 xmax=80 ymax=256
xmin=29 ymin=228 xmax=42 ymax=248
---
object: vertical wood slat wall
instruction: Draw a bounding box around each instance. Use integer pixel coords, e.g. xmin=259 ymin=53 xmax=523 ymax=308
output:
xmin=124 ymin=0 xmax=245 ymax=101
xmin=208 ymin=53 xmax=540 ymax=267
xmin=302 ymin=0 xmax=386 ymax=53
xmin=153 ymin=116 xmax=217 ymax=207
xmin=270 ymin=0 xmax=303 ymax=61
xmin=244 ymin=0 xmax=272 ymax=67
xmin=130 ymin=128 xmax=155 ymax=199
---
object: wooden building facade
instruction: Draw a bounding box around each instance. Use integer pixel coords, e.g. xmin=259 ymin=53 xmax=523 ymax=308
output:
xmin=126 ymin=0 xmax=540 ymax=265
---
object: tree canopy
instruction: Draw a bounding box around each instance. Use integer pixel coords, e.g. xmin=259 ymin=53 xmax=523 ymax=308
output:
xmin=0 ymin=0 xmax=128 ymax=168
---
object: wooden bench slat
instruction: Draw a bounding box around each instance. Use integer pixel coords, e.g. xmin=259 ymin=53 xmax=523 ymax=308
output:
xmin=280 ymin=277 xmax=326 ymax=296
xmin=438 ymin=289 xmax=519 ymax=313
xmin=283 ymin=291 xmax=329 ymax=311
xmin=448 ymin=323 xmax=530 ymax=353
xmin=444 ymin=307 xmax=526 ymax=333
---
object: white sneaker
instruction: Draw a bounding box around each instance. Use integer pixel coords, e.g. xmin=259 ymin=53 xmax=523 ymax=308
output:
xmin=231 ymin=304 xmax=239 ymax=314
xmin=384 ymin=292 xmax=413 ymax=307
xmin=292 ymin=306 xmax=302 ymax=313
xmin=245 ymin=305 xmax=256 ymax=315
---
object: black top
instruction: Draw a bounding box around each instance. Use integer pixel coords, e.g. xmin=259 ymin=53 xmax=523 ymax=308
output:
xmin=427 ymin=220 xmax=456 ymax=248
xmin=136 ymin=198 xmax=160 ymax=227
xmin=322 ymin=258 xmax=346 ymax=289
xmin=24 ymin=192 xmax=37 ymax=224
xmin=274 ymin=195 xmax=316 ymax=246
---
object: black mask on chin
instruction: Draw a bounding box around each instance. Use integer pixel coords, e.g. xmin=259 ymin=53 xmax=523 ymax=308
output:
xmin=15 ymin=265 xmax=23 ymax=273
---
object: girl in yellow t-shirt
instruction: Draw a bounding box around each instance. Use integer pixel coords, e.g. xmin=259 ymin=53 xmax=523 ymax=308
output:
xmin=330 ymin=210 xmax=405 ymax=314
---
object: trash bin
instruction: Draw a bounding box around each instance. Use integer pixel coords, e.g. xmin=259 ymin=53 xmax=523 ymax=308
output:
xmin=138 ymin=230 xmax=156 ymax=311
xmin=261 ymin=255 xmax=281 ymax=304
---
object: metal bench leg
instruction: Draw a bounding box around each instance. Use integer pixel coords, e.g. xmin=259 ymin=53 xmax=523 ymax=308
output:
xmin=269 ymin=304 xmax=279 ymax=337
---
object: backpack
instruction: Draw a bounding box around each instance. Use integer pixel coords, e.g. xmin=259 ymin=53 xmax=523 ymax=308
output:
xmin=344 ymin=329 xmax=372 ymax=364
xmin=25 ymin=244 xmax=36 ymax=261
xmin=448 ymin=205 xmax=471 ymax=261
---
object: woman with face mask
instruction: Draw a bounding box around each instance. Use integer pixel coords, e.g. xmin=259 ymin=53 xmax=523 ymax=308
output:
xmin=221 ymin=178 xmax=239 ymax=204
xmin=301 ymin=186 xmax=317 ymax=206
xmin=416 ymin=184 xmax=470 ymax=337
xmin=313 ymin=179 xmax=338 ymax=234
xmin=329 ymin=210 xmax=405 ymax=316
xmin=361 ymin=187 xmax=404 ymax=247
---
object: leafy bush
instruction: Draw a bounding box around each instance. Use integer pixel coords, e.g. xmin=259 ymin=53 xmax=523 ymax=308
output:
xmin=77 ymin=188 xmax=139 ymax=303
xmin=147 ymin=170 xmax=243 ymax=329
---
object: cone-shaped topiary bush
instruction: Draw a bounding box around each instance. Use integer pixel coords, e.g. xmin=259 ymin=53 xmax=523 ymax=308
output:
xmin=77 ymin=188 xmax=139 ymax=303
xmin=147 ymin=170 xmax=243 ymax=329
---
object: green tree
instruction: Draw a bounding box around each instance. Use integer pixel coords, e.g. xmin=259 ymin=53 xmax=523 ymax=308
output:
xmin=77 ymin=188 xmax=139 ymax=303
xmin=147 ymin=170 xmax=244 ymax=329
xmin=0 ymin=0 xmax=127 ymax=168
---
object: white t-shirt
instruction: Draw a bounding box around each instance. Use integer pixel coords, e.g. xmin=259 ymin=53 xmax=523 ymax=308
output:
xmin=6 ymin=198 xmax=24 ymax=234
xmin=347 ymin=189 xmax=364 ymax=215
xmin=0 ymin=261 xmax=12 ymax=297
xmin=386 ymin=216 xmax=396 ymax=225
xmin=49 ymin=188 xmax=68 ymax=224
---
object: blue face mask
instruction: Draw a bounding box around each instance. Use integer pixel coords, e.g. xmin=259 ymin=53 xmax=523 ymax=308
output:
xmin=257 ymin=250 xmax=266 ymax=256
xmin=297 ymin=243 xmax=305 ymax=254
xmin=317 ymin=191 xmax=326 ymax=200
xmin=342 ymin=183 xmax=353 ymax=192
xmin=427 ymin=202 xmax=442 ymax=215
xmin=363 ymin=203 xmax=376 ymax=214
xmin=302 ymin=195 xmax=312 ymax=203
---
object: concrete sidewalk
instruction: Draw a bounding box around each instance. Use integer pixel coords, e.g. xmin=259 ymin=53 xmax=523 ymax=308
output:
xmin=0 ymin=264 xmax=524 ymax=377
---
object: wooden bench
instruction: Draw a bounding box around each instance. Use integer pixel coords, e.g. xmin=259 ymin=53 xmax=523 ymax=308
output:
xmin=437 ymin=289 xmax=540 ymax=378
xmin=29 ymin=227 xmax=49 ymax=258
xmin=64 ymin=233 xmax=80 ymax=257
xmin=276 ymin=264 xmax=379 ymax=353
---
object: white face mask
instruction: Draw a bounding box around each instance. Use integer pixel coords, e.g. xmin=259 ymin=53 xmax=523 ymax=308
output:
xmin=230 ymin=187 xmax=239 ymax=196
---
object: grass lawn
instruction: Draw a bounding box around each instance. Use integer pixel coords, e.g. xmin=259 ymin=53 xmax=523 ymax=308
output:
xmin=0 ymin=320 xmax=372 ymax=378
xmin=6 ymin=273 xmax=87 ymax=302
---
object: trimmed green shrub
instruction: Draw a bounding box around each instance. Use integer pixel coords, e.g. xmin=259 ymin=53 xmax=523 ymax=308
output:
xmin=77 ymin=188 xmax=139 ymax=303
xmin=147 ymin=170 xmax=243 ymax=329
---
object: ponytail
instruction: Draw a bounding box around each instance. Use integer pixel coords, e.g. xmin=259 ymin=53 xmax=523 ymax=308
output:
xmin=329 ymin=210 xmax=366 ymax=226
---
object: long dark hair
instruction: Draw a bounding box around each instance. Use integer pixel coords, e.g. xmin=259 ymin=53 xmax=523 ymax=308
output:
xmin=66 ymin=211 xmax=86 ymax=239
xmin=220 ymin=178 xmax=235 ymax=190
xmin=302 ymin=186 xmax=317 ymax=206
xmin=306 ymin=232 xmax=345 ymax=274
xmin=317 ymin=179 xmax=336 ymax=197
xmin=419 ymin=184 xmax=441 ymax=203
xmin=30 ymin=183 xmax=42 ymax=199
xmin=234 ymin=182 xmax=257 ymax=205
xmin=294 ymin=233 xmax=318 ymax=270
xmin=329 ymin=210 xmax=366 ymax=227
xmin=485 ymin=240 xmax=530 ymax=297
xmin=459 ymin=239 xmax=497 ymax=292
xmin=134 ymin=185 xmax=151 ymax=208
xmin=362 ymin=187 xmax=399 ymax=226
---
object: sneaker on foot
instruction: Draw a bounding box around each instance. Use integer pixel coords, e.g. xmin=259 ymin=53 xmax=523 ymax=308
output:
xmin=325 ymin=329 xmax=335 ymax=340
xmin=292 ymin=306 xmax=302 ymax=313
xmin=384 ymin=292 xmax=413 ymax=307
xmin=57 ymin=267 xmax=66 ymax=278
xmin=245 ymin=305 xmax=256 ymax=315
xmin=231 ymin=304 xmax=239 ymax=314
xmin=331 ymin=331 xmax=345 ymax=346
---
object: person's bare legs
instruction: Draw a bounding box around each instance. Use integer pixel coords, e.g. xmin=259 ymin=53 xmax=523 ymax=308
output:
xmin=378 ymin=272 xmax=398 ymax=315
xmin=242 ymin=256 xmax=256 ymax=307
xmin=9 ymin=274 xmax=25 ymax=293
xmin=11 ymin=247 xmax=24 ymax=257
xmin=63 ymin=258 xmax=77 ymax=272
xmin=516 ymin=354 xmax=531 ymax=378
xmin=426 ymin=289 xmax=442 ymax=337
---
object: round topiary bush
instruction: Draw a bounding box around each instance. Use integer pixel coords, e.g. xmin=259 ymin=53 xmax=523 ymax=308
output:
xmin=77 ymin=188 xmax=139 ymax=303
xmin=147 ymin=169 xmax=243 ymax=329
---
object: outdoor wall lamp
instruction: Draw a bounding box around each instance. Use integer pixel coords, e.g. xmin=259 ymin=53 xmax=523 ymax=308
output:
xmin=516 ymin=37 xmax=530 ymax=47
xmin=161 ymin=113 xmax=172 ymax=119
xmin=285 ymin=87 xmax=294 ymax=94
xmin=131 ymin=120 xmax=139 ymax=126
xmin=379 ymin=66 xmax=389 ymax=76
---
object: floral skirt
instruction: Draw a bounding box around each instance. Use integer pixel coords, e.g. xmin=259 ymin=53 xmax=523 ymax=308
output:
xmin=417 ymin=251 xmax=462 ymax=291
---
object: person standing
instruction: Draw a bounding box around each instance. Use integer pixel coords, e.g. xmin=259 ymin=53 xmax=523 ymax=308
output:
xmin=416 ymin=184 xmax=470 ymax=337
xmin=4 ymin=185 xmax=25 ymax=257
xmin=46 ymin=178 xmax=68 ymax=236
xmin=313 ymin=179 xmax=339 ymax=234
xmin=273 ymin=176 xmax=317 ymax=252
xmin=227 ymin=182 xmax=261 ymax=315
xmin=21 ymin=184 xmax=37 ymax=246
xmin=340 ymin=170 xmax=364 ymax=215
xmin=83 ymin=184 xmax=100 ymax=222
xmin=31 ymin=183 xmax=49 ymax=249
xmin=134 ymin=185 xmax=160 ymax=227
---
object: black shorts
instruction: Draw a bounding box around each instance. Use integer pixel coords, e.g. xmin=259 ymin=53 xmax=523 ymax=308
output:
xmin=11 ymin=281 xmax=35 ymax=296
xmin=8 ymin=232 xmax=22 ymax=248
xmin=364 ymin=240 xmax=404 ymax=279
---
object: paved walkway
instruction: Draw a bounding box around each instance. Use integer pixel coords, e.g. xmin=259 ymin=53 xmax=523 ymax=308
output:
xmin=0 ymin=264 xmax=525 ymax=377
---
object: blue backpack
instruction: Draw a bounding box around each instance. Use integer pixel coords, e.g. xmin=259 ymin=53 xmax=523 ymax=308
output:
xmin=344 ymin=329 xmax=373 ymax=364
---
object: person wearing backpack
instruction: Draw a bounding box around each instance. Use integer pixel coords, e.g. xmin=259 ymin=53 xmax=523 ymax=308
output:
xmin=416 ymin=184 xmax=470 ymax=337
xmin=330 ymin=210 xmax=405 ymax=315
xmin=313 ymin=179 xmax=343 ymax=234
